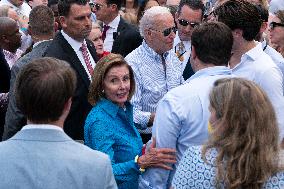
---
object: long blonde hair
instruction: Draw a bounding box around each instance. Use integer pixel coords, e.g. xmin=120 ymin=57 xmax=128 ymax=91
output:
xmin=203 ymin=78 xmax=282 ymax=189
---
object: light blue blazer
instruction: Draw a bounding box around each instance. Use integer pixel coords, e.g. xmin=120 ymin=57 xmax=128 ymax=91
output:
xmin=0 ymin=128 xmax=117 ymax=189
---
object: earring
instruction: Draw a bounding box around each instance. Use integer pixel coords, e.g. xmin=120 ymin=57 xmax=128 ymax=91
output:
xmin=102 ymin=89 xmax=104 ymax=93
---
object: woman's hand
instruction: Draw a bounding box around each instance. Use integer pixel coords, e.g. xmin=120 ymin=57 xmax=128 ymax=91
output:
xmin=137 ymin=137 xmax=176 ymax=170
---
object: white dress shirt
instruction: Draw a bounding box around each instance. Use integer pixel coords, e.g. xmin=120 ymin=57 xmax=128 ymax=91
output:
xmin=232 ymin=42 xmax=284 ymax=142
xmin=61 ymin=31 xmax=95 ymax=80
xmin=22 ymin=124 xmax=64 ymax=132
xmin=103 ymin=15 xmax=120 ymax=52
xmin=173 ymin=33 xmax=191 ymax=71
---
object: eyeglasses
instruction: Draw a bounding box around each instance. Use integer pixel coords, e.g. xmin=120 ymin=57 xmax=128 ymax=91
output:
xmin=89 ymin=2 xmax=105 ymax=10
xmin=269 ymin=22 xmax=284 ymax=29
xmin=150 ymin=26 xmax=177 ymax=37
xmin=178 ymin=19 xmax=200 ymax=28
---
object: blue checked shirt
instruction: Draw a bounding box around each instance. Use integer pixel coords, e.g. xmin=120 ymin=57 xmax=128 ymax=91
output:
xmin=125 ymin=40 xmax=183 ymax=133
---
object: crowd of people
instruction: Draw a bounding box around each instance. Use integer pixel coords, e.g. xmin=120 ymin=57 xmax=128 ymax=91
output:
xmin=0 ymin=0 xmax=284 ymax=188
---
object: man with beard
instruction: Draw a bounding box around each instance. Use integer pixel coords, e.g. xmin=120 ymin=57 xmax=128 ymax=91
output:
xmin=44 ymin=0 xmax=98 ymax=141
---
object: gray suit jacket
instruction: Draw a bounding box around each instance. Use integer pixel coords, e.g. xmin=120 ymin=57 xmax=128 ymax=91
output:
xmin=3 ymin=41 xmax=52 ymax=140
xmin=0 ymin=127 xmax=117 ymax=189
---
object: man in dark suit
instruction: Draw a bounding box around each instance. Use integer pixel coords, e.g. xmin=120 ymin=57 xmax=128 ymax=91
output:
xmin=92 ymin=0 xmax=142 ymax=57
xmin=44 ymin=0 xmax=98 ymax=140
xmin=2 ymin=6 xmax=55 ymax=140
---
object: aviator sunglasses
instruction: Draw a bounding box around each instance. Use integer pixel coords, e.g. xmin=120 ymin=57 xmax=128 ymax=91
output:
xmin=150 ymin=26 xmax=177 ymax=37
xmin=269 ymin=21 xmax=284 ymax=29
xmin=178 ymin=19 xmax=200 ymax=28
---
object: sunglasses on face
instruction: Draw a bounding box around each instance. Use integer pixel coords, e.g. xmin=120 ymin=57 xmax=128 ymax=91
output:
xmin=178 ymin=19 xmax=200 ymax=28
xmin=89 ymin=2 xmax=104 ymax=10
xmin=150 ymin=26 xmax=177 ymax=37
xmin=269 ymin=21 xmax=284 ymax=29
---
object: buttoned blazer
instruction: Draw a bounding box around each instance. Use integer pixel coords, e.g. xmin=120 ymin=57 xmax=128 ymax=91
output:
xmin=111 ymin=18 xmax=142 ymax=57
xmin=44 ymin=32 xmax=98 ymax=140
xmin=0 ymin=128 xmax=117 ymax=189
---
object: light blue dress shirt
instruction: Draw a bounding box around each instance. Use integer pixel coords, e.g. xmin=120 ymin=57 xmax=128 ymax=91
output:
xmin=232 ymin=43 xmax=284 ymax=142
xmin=84 ymin=99 xmax=143 ymax=189
xmin=139 ymin=66 xmax=232 ymax=189
xmin=172 ymin=146 xmax=284 ymax=189
xmin=125 ymin=40 xmax=183 ymax=133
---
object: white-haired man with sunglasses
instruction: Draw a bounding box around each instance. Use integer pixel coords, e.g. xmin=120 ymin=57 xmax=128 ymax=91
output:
xmin=174 ymin=0 xmax=204 ymax=80
xmin=125 ymin=6 xmax=183 ymax=144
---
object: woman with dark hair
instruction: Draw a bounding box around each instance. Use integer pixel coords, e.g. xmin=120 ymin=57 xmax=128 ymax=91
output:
xmin=84 ymin=53 xmax=176 ymax=189
xmin=172 ymin=78 xmax=284 ymax=188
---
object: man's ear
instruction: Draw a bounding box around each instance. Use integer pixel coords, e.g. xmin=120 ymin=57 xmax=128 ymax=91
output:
xmin=59 ymin=16 xmax=67 ymax=28
xmin=110 ymin=4 xmax=117 ymax=11
xmin=260 ymin=22 xmax=268 ymax=33
xmin=232 ymin=28 xmax=243 ymax=38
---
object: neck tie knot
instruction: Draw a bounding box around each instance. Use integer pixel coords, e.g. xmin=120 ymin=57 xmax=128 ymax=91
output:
xmin=176 ymin=42 xmax=186 ymax=61
xmin=102 ymin=25 xmax=110 ymax=41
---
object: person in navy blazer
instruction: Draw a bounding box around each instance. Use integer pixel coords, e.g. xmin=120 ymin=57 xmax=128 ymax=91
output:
xmin=44 ymin=0 xmax=98 ymax=140
xmin=0 ymin=57 xmax=117 ymax=189
xmin=92 ymin=0 xmax=142 ymax=57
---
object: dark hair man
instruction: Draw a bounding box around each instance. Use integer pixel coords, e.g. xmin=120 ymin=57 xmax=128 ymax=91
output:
xmin=214 ymin=0 xmax=284 ymax=143
xmin=43 ymin=0 xmax=98 ymax=141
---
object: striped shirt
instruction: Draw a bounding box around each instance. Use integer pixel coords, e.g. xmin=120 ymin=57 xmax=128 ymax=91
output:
xmin=125 ymin=40 xmax=183 ymax=134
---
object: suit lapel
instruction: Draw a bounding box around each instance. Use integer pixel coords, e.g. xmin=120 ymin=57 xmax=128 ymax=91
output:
xmin=112 ymin=18 xmax=126 ymax=53
xmin=56 ymin=33 xmax=90 ymax=87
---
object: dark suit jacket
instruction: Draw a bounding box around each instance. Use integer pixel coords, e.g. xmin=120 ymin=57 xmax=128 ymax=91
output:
xmin=0 ymin=49 xmax=10 ymax=93
xmin=111 ymin=18 xmax=142 ymax=57
xmin=44 ymin=32 xmax=98 ymax=140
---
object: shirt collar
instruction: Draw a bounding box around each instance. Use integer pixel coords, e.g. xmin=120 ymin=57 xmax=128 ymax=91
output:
xmin=242 ymin=41 xmax=261 ymax=61
xmin=61 ymin=30 xmax=85 ymax=51
xmin=184 ymin=66 xmax=232 ymax=83
xmin=22 ymin=124 xmax=64 ymax=131
xmin=33 ymin=39 xmax=53 ymax=48
xmin=105 ymin=15 xmax=120 ymax=30
xmin=98 ymin=98 xmax=131 ymax=118
xmin=173 ymin=32 xmax=191 ymax=50
xmin=142 ymin=40 xmax=170 ymax=62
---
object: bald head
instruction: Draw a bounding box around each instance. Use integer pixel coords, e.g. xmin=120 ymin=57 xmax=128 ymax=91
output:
xmin=0 ymin=17 xmax=21 ymax=52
